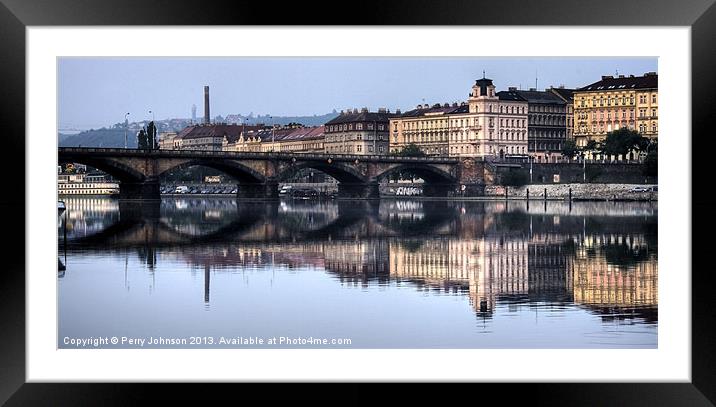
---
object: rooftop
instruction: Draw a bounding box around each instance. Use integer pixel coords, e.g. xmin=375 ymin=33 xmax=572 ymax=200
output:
xmin=326 ymin=109 xmax=397 ymax=125
xmin=398 ymin=103 xmax=469 ymax=118
xmin=513 ymin=89 xmax=566 ymax=104
xmin=549 ymin=87 xmax=575 ymax=102
xmin=236 ymin=125 xmax=325 ymax=143
xmin=496 ymin=90 xmax=527 ymax=102
xmin=578 ymin=72 xmax=658 ymax=92
xmin=177 ymin=124 xmax=269 ymax=142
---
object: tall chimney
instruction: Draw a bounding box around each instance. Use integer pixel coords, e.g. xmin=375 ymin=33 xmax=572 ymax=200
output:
xmin=203 ymin=86 xmax=210 ymax=124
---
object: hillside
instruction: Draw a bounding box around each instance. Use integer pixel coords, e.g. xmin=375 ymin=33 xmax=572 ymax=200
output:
xmin=58 ymin=112 xmax=340 ymax=147
xmin=59 ymin=127 xmax=137 ymax=148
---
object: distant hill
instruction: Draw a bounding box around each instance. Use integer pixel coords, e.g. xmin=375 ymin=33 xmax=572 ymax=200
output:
xmin=59 ymin=128 xmax=137 ymax=148
xmin=58 ymin=112 xmax=340 ymax=147
xmin=248 ymin=112 xmax=339 ymax=127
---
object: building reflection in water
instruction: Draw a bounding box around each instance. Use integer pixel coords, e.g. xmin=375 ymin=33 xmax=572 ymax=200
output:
xmin=61 ymin=197 xmax=657 ymax=324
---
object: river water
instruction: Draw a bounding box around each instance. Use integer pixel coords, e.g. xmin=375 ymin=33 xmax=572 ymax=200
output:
xmin=58 ymin=196 xmax=657 ymax=348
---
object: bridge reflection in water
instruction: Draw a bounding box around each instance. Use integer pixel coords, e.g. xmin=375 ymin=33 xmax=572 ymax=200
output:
xmin=59 ymin=197 xmax=657 ymax=329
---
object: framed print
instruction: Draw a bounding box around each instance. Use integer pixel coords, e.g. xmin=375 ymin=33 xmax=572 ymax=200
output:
xmin=2 ymin=0 xmax=714 ymax=404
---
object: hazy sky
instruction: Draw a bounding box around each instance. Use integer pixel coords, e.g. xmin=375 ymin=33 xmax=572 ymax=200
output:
xmin=58 ymin=57 xmax=657 ymax=129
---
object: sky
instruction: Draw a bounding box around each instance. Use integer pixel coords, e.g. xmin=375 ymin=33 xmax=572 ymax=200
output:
xmin=58 ymin=57 xmax=657 ymax=130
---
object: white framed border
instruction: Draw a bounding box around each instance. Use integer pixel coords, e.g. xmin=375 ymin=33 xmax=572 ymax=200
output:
xmin=27 ymin=27 xmax=690 ymax=382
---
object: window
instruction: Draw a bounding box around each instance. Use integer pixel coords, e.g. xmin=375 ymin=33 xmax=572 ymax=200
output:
xmin=652 ymin=94 xmax=657 ymax=104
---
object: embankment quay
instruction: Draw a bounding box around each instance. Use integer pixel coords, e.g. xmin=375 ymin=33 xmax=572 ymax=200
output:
xmin=59 ymin=147 xmax=656 ymax=200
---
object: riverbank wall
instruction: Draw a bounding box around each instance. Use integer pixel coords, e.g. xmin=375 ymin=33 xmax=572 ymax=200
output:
xmin=494 ymin=162 xmax=656 ymax=185
xmin=484 ymin=183 xmax=657 ymax=201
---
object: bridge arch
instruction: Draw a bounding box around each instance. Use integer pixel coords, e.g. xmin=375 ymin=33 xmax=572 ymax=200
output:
xmin=374 ymin=163 xmax=457 ymax=184
xmin=58 ymin=156 xmax=146 ymax=183
xmin=375 ymin=163 xmax=458 ymax=197
xmin=275 ymin=161 xmax=367 ymax=184
xmin=157 ymin=158 xmax=267 ymax=184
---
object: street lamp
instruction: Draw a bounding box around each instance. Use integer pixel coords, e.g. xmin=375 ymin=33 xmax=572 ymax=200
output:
xmin=124 ymin=112 xmax=130 ymax=149
xmin=582 ymin=151 xmax=586 ymax=182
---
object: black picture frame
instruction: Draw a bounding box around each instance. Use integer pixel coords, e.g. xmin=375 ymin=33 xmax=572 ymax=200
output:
xmin=1 ymin=0 xmax=712 ymax=404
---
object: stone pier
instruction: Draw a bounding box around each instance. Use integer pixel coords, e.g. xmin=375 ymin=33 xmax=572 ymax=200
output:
xmin=236 ymin=182 xmax=279 ymax=199
xmin=337 ymin=182 xmax=380 ymax=199
xmin=119 ymin=180 xmax=161 ymax=200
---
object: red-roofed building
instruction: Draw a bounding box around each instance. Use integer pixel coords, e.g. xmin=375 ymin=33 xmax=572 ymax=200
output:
xmin=169 ymin=124 xmax=249 ymax=151
xmin=223 ymin=125 xmax=325 ymax=153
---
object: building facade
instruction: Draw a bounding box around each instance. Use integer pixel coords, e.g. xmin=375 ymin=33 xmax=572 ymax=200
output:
xmin=573 ymin=72 xmax=658 ymax=148
xmin=324 ymin=108 xmax=394 ymax=155
xmin=514 ymin=88 xmax=568 ymax=162
xmin=389 ymin=77 xmax=529 ymax=158
xmin=158 ymin=131 xmax=178 ymax=150
xmin=223 ymin=125 xmax=325 ymax=153
xmin=172 ymin=124 xmax=250 ymax=151
xmin=549 ymin=86 xmax=575 ymax=142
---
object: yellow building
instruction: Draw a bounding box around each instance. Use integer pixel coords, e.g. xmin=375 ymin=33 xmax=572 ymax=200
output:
xmin=573 ymin=72 xmax=658 ymax=148
xmin=571 ymin=233 xmax=657 ymax=310
xmin=390 ymin=77 xmax=529 ymax=158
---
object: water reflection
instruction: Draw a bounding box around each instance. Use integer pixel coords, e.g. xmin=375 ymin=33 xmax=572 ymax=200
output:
xmin=59 ymin=197 xmax=657 ymax=348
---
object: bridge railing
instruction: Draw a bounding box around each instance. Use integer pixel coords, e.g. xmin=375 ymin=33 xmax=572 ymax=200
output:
xmin=58 ymin=147 xmax=460 ymax=164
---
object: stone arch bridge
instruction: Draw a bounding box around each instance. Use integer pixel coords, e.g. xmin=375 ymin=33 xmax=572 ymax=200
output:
xmin=58 ymin=148 xmax=489 ymax=199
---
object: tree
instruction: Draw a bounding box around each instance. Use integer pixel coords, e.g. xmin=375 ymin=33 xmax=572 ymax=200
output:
xmin=392 ymin=143 xmax=426 ymax=157
xmin=584 ymin=139 xmax=600 ymax=152
xmin=137 ymin=129 xmax=148 ymax=149
xmin=147 ymin=121 xmax=158 ymax=150
xmin=644 ymin=141 xmax=657 ymax=176
xmin=561 ymin=139 xmax=578 ymax=159
xmin=601 ymin=128 xmax=647 ymax=158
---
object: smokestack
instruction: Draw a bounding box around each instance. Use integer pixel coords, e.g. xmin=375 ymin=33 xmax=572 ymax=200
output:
xmin=204 ymin=86 xmax=210 ymax=124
